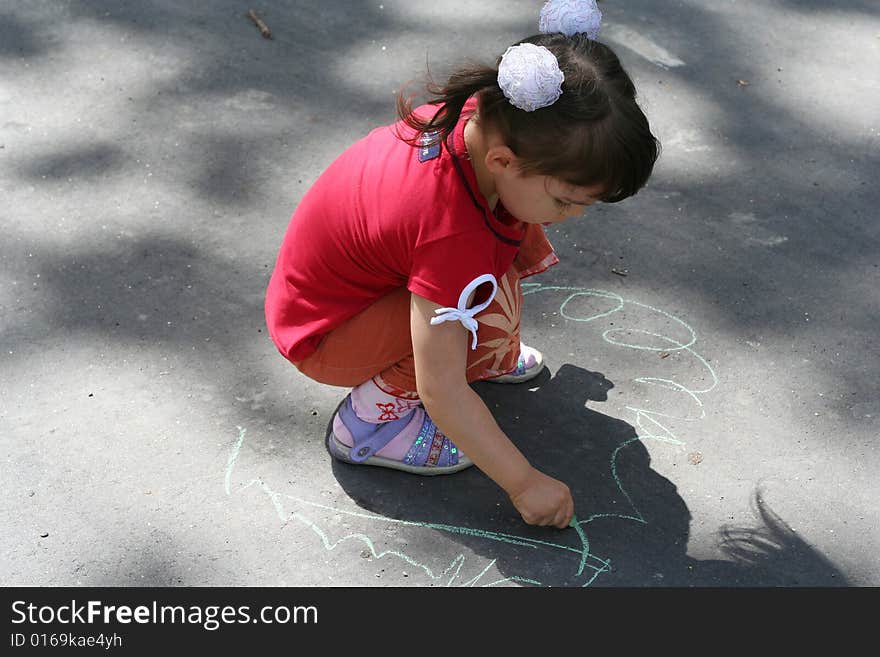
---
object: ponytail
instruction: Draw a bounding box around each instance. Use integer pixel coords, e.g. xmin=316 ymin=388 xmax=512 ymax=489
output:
xmin=395 ymin=66 xmax=499 ymax=147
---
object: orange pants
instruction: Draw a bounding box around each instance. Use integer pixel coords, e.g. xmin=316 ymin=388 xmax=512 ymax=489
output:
xmin=295 ymin=267 xmax=523 ymax=398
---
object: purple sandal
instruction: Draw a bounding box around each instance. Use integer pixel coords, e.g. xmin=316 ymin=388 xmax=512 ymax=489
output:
xmin=327 ymin=394 xmax=473 ymax=475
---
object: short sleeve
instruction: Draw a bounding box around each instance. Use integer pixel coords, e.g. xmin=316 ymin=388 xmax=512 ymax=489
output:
xmin=407 ymin=232 xmax=500 ymax=309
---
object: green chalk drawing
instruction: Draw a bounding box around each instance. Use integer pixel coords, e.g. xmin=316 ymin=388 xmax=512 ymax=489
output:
xmin=227 ymin=286 xmax=716 ymax=586
xmin=225 ymin=426 xmax=246 ymax=496
xmin=523 ymin=284 xmax=718 ymax=447
xmin=225 ymin=428 xmax=611 ymax=587
xmin=568 ymin=515 xmax=592 ymax=576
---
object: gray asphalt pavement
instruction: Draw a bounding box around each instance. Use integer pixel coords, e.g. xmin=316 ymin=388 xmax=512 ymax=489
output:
xmin=2 ymin=0 xmax=878 ymax=587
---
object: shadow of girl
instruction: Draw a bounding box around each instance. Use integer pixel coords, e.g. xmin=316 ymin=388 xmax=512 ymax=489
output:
xmin=329 ymin=363 xmax=695 ymax=586
xmin=329 ymin=363 xmax=849 ymax=585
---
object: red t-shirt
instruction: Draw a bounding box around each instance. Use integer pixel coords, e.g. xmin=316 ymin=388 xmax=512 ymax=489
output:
xmin=265 ymin=99 xmax=530 ymax=364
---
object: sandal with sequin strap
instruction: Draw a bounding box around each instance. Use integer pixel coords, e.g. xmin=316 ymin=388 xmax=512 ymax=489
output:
xmin=327 ymin=394 xmax=473 ymax=475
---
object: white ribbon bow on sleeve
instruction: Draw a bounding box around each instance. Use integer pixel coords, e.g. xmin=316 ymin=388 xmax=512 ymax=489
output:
xmin=429 ymin=274 xmax=498 ymax=350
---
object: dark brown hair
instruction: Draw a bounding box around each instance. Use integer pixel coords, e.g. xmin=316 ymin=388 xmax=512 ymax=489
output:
xmin=396 ymin=33 xmax=660 ymax=203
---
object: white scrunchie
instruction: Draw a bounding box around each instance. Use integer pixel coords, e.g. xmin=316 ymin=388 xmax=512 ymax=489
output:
xmin=539 ymin=0 xmax=603 ymax=39
xmin=497 ymin=43 xmax=565 ymax=112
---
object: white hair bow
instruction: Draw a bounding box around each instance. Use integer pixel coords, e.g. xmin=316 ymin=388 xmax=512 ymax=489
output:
xmin=497 ymin=43 xmax=565 ymax=112
xmin=539 ymin=0 xmax=603 ymax=39
xmin=496 ymin=1 xmax=603 ymax=112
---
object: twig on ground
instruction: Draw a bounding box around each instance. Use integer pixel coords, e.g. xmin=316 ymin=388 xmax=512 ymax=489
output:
xmin=247 ymin=9 xmax=272 ymax=39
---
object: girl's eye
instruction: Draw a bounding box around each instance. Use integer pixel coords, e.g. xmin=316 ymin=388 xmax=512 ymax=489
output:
xmin=554 ymin=199 xmax=571 ymax=210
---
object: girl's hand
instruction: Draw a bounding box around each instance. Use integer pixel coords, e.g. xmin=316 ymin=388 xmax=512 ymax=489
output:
xmin=508 ymin=467 xmax=574 ymax=529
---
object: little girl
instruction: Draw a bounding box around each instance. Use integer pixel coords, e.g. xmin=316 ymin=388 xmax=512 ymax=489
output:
xmin=265 ymin=0 xmax=659 ymax=529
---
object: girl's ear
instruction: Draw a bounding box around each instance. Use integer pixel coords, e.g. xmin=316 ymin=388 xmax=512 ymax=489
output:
xmin=484 ymin=145 xmax=519 ymax=174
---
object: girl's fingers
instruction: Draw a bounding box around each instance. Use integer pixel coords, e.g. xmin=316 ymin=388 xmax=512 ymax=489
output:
xmin=556 ymin=502 xmax=574 ymax=529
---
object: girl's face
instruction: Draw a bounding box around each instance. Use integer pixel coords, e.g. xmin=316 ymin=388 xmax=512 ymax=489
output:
xmin=496 ymin=169 xmax=604 ymax=226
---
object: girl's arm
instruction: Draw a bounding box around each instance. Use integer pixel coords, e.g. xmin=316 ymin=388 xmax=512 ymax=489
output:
xmin=410 ymin=292 xmax=574 ymax=528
